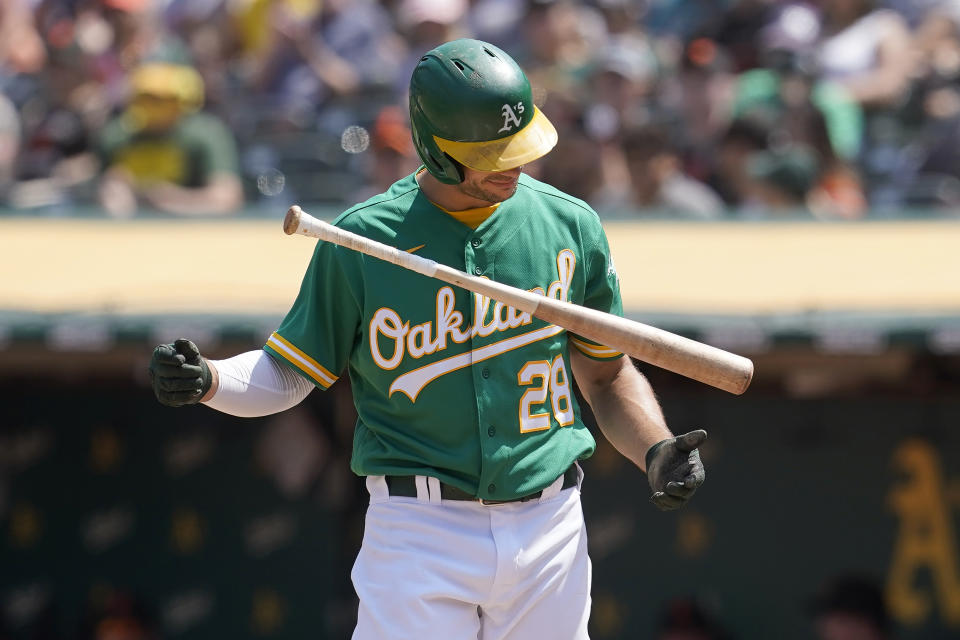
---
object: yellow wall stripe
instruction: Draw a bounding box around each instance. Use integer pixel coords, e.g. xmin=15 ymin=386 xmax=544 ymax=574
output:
xmin=570 ymin=336 xmax=622 ymax=359
xmin=266 ymin=333 xmax=338 ymax=388
xmin=5 ymin=220 xmax=958 ymax=315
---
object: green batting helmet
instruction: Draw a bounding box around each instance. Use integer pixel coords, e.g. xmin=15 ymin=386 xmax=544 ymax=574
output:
xmin=409 ymin=39 xmax=558 ymax=184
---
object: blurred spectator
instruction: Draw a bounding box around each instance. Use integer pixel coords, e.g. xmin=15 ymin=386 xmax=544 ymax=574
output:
xmin=816 ymin=0 xmax=914 ymax=109
xmin=238 ymin=0 xmax=405 ymax=132
xmin=4 ymin=101 xmax=97 ymax=210
xmin=508 ymin=1 xmax=610 ymax=201
xmin=579 ymin=34 xmax=664 ymax=211
xmin=515 ymin=0 xmax=607 ymax=93
xmin=162 ymin=0 xmax=238 ymax=117
xmin=736 ymin=3 xmax=862 ymax=161
xmin=593 ymin=123 xmax=724 ymax=218
xmin=887 ymin=0 xmax=950 ymax=28
xmin=0 ymin=1 xmax=47 ymax=77
xmin=584 ymin=35 xmax=660 ymax=140
xmin=697 ymin=0 xmax=780 ymax=73
xmin=96 ymin=60 xmax=243 ymax=217
xmin=526 ymin=88 xmax=605 ymax=201
xmin=911 ymin=3 xmax=960 ymax=100
xmin=668 ymin=0 xmax=781 ymax=72
xmin=642 ymin=0 xmax=729 ymax=44
xmin=815 ymin=0 xmax=915 ymax=205
xmin=889 ymin=3 xmax=960 ymax=208
xmin=351 ymin=104 xmax=420 ymax=202
xmin=709 ymin=114 xmax=771 ymax=207
xmin=663 ymin=37 xmax=738 ymax=175
xmin=654 ymin=596 xmax=734 ymax=640
xmin=393 ymin=0 xmax=469 ymax=97
xmin=743 ymin=144 xmax=820 ymax=216
xmin=808 ymin=573 xmax=893 ymax=640
xmin=594 ymin=0 xmax=647 ymax=38
xmin=732 ymin=3 xmax=868 ymax=218
xmin=0 ymin=92 xmax=19 ymax=197
xmin=467 ymin=0 xmax=527 ymax=49
xmin=70 ymin=0 xmax=190 ymax=108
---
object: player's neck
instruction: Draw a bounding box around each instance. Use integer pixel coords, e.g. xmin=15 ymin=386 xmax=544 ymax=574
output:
xmin=416 ymin=170 xmax=502 ymax=211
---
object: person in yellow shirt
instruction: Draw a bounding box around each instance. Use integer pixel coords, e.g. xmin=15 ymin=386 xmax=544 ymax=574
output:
xmin=97 ymin=61 xmax=243 ymax=217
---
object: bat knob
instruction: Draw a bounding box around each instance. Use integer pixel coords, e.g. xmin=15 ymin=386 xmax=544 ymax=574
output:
xmin=283 ymin=206 xmax=302 ymax=236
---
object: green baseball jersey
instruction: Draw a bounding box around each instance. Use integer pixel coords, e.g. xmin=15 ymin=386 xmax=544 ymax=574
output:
xmin=264 ymin=172 xmax=623 ymax=500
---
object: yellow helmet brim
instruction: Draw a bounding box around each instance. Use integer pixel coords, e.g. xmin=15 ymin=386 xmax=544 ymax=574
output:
xmin=433 ymin=106 xmax=558 ymax=172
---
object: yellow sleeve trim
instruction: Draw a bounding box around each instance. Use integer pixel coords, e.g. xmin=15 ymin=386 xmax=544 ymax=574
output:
xmin=570 ymin=336 xmax=623 ymax=359
xmin=266 ymin=332 xmax=338 ymax=388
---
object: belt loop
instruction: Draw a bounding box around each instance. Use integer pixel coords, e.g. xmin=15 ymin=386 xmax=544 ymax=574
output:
xmin=575 ymin=461 xmax=584 ymax=490
xmin=427 ymin=477 xmax=442 ymax=504
xmin=366 ymin=475 xmax=389 ymax=502
xmin=415 ymin=476 xmax=430 ymax=502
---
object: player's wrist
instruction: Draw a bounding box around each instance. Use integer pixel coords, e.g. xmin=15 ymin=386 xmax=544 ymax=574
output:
xmin=644 ymin=438 xmax=670 ymax=473
xmin=199 ymin=358 xmax=218 ymax=403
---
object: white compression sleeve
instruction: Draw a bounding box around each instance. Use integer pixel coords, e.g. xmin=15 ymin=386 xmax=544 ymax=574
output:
xmin=202 ymin=349 xmax=314 ymax=417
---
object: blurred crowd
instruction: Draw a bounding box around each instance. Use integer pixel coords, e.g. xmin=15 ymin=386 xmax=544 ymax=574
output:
xmin=4 ymin=0 xmax=960 ymax=219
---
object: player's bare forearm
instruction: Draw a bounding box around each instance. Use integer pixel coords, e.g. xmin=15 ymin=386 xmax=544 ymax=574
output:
xmin=569 ymin=347 xmax=672 ymax=471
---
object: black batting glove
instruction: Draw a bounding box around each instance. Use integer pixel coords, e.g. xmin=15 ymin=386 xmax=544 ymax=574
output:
xmin=645 ymin=429 xmax=707 ymax=511
xmin=148 ymin=339 xmax=212 ymax=407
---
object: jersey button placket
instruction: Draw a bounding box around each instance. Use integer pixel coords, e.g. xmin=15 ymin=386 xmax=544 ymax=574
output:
xmin=467 ymin=233 xmax=495 ymax=499
xmin=468 ymin=234 xmax=484 ymax=275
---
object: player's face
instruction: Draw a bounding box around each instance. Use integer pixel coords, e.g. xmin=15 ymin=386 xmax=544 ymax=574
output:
xmin=458 ymin=166 xmax=523 ymax=204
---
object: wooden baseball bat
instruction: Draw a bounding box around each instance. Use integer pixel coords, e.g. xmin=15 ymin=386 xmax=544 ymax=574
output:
xmin=283 ymin=206 xmax=753 ymax=395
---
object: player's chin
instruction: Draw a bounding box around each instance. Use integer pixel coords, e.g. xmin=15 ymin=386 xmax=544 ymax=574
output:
xmin=484 ymin=181 xmax=519 ymax=200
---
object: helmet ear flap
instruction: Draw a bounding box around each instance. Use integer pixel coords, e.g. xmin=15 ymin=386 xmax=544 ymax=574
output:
xmin=411 ymin=104 xmax=465 ymax=184
xmin=434 ymin=153 xmax=465 ymax=184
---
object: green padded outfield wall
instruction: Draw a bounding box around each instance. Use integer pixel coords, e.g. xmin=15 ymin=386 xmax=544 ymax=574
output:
xmin=2 ymin=378 xmax=960 ymax=639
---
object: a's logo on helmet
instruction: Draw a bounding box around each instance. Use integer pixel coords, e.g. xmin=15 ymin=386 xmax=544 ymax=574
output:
xmin=498 ymin=102 xmax=525 ymax=133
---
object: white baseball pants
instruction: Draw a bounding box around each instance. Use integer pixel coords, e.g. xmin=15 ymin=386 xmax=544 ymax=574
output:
xmin=351 ymin=468 xmax=591 ymax=640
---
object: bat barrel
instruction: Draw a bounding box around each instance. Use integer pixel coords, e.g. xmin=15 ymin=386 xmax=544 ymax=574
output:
xmin=534 ymin=296 xmax=754 ymax=395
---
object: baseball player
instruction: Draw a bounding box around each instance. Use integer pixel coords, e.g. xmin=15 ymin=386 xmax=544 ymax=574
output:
xmin=149 ymin=39 xmax=706 ymax=639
